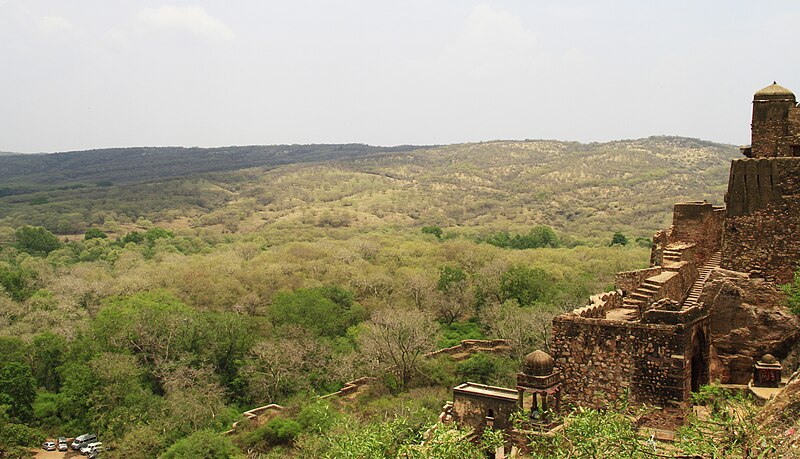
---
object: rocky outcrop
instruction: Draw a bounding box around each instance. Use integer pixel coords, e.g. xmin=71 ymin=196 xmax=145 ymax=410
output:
xmin=700 ymin=268 xmax=800 ymax=384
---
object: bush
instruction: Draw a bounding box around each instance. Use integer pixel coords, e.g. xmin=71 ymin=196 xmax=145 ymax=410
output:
xmin=243 ymin=417 xmax=302 ymax=449
xmin=456 ymin=354 xmax=496 ymax=385
xmin=160 ymin=429 xmax=242 ymax=459
xmin=14 ymin=226 xmax=61 ymax=255
xmin=610 ymin=231 xmax=629 ymax=246
xmin=84 ymin=228 xmax=107 ymax=240
xmin=269 ymin=287 xmax=366 ymax=338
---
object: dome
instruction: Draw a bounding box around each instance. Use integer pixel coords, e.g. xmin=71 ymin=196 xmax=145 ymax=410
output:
xmin=760 ymin=353 xmax=778 ymax=364
xmin=754 ymin=82 xmax=795 ymax=100
xmin=524 ymin=350 xmax=554 ymax=376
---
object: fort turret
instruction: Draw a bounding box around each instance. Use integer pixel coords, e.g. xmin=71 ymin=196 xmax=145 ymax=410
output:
xmin=746 ymin=82 xmax=800 ymax=158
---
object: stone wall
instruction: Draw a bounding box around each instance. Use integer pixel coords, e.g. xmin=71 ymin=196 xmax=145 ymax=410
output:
xmin=551 ymin=314 xmax=708 ymax=408
xmin=670 ymin=202 xmax=725 ymax=261
xmin=722 ymin=158 xmax=800 ymax=283
xmin=573 ymin=290 xmax=622 ymax=319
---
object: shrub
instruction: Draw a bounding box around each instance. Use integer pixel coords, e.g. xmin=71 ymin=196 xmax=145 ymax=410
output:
xmin=243 ymin=417 xmax=302 ymax=448
xmin=161 ymin=429 xmax=242 ymax=459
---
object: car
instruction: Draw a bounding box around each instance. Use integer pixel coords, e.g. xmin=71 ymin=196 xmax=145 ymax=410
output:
xmin=81 ymin=441 xmax=103 ymax=455
xmin=58 ymin=437 xmax=69 ymax=451
xmin=42 ymin=441 xmax=56 ymax=451
xmin=71 ymin=433 xmax=97 ymax=451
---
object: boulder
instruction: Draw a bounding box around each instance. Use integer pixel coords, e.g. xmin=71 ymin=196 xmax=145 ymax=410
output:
xmin=700 ymin=268 xmax=800 ymax=384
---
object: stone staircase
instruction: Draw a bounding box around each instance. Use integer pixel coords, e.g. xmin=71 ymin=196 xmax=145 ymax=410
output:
xmin=663 ymin=247 xmax=683 ymax=264
xmin=622 ymin=272 xmax=673 ymax=312
xmin=682 ymin=251 xmax=722 ymax=308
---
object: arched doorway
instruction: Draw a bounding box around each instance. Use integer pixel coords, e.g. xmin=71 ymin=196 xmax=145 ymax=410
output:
xmin=690 ymin=327 xmax=708 ymax=392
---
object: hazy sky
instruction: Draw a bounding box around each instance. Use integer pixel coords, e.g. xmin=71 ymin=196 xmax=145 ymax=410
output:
xmin=2 ymin=1 xmax=799 ymax=153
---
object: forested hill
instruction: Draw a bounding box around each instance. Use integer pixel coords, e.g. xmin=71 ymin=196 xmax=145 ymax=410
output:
xmin=0 ymin=143 xmax=421 ymax=188
xmin=0 ymin=136 xmax=740 ymax=239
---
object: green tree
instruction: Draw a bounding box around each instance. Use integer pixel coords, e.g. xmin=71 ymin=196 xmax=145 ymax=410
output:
xmin=160 ymin=429 xmax=243 ymax=459
xmin=0 ymin=264 xmax=36 ymax=301
xmin=456 ymin=353 xmax=496 ymax=385
xmin=144 ymin=227 xmax=175 ymax=244
xmin=0 ymin=405 xmax=44 ymax=459
xmin=84 ymin=228 xmax=107 ymax=240
xmin=437 ymin=265 xmax=467 ymax=293
xmin=421 ymin=225 xmax=443 ymax=239
xmin=0 ymin=362 xmax=37 ymax=422
xmin=524 ymin=225 xmax=560 ymax=249
xmin=610 ymin=231 xmax=629 ymax=246
xmin=31 ymin=332 xmax=67 ymax=392
xmin=121 ymin=231 xmax=145 ymax=244
xmin=14 ymin=225 xmax=61 ymax=255
xmin=500 ymin=266 xmax=550 ymax=306
xmin=269 ymin=287 xmax=366 ymax=338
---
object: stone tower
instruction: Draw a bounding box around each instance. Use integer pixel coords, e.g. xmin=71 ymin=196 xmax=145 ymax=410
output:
xmin=747 ymin=82 xmax=800 ymax=158
xmin=722 ymin=83 xmax=800 ymax=283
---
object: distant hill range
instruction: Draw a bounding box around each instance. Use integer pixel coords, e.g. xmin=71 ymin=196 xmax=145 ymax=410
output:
xmin=0 ymin=137 xmax=741 ymax=239
xmin=0 ymin=144 xmax=420 ymax=189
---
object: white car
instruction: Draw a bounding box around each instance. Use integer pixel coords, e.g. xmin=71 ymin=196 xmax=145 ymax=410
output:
xmin=81 ymin=441 xmax=103 ymax=455
xmin=42 ymin=441 xmax=56 ymax=451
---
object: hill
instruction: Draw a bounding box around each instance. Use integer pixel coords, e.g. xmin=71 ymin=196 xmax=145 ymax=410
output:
xmin=0 ymin=136 xmax=739 ymax=240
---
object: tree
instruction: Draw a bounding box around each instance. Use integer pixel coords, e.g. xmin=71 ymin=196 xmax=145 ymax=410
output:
xmin=14 ymin=225 xmax=61 ymax=255
xmin=487 ymin=300 xmax=556 ymax=361
xmin=83 ymin=228 xmax=107 ymax=240
xmin=421 ymin=225 xmax=443 ymax=240
xmin=0 ymin=362 xmax=37 ymax=422
xmin=435 ymin=266 xmax=472 ymax=325
xmin=161 ymin=429 xmax=243 ymax=459
xmin=268 ymin=287 xmax=366 ymax=338
xmin=31 ymin=332 xmax=67 ymax=392
xmin=500 ymin=265 xmax=550 ymax=307
xmin=242 ymin=339 xmax=307 ymax=403
xmin=610 ymin=231 xmax=629 ymax=246
xmin=0 ymin=264 xmax=37 ymax=302
xmin=359 ymin=308 xmax=438 ymax=388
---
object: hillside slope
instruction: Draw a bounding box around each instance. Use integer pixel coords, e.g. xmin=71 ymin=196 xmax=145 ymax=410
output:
xmin=0 ymin=136 xmax=739 ymax=239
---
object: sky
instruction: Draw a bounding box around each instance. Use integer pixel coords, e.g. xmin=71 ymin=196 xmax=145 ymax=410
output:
xmin=1 ymin=1 xmax=800 ymax=153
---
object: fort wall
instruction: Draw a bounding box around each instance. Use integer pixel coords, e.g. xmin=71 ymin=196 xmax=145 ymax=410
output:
xmin=722 ymin=158 xmax=800 ymax=283
xmin=551 ymin=313 xmax=708 ymax=408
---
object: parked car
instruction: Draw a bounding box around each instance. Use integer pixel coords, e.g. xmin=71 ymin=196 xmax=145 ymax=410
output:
xmin=57 ymin=437 xmax=69 ymax=451
xmin=71 ymin=433 xmax=97 ymax=451
xmin=81 ymin=441 xmax=103 ymax=455
xmin=42 ymin=441 xmax=56 ymax=451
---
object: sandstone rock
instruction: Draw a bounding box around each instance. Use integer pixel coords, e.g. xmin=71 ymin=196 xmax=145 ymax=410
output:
xmin=701 ymin=268 xmax=800 ymax=384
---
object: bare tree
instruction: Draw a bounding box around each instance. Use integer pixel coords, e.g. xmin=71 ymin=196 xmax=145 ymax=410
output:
xmin=359 ymin=308 xmax=438 ymax=388
xmin=486 ymin=300 xmax=558 ymax=362
xmin=242 ymin=339 xmax=307 ymax=403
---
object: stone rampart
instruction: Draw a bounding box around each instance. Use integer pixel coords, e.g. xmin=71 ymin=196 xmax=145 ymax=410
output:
xmin=573 ymin=291 xmax=622 ymax=319
xmin=723 ymin=158 xmax=800 ymax=283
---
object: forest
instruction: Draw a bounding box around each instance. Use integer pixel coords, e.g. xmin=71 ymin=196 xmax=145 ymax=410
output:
xmin=2 ymin=137 xmax=772 ymax=458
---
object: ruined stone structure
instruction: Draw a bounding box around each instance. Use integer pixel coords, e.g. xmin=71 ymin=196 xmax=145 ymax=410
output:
xmin=445 ymin=350 xmax=562 ymax=434
xmin=551 ymin=82 xmax=800 ymax=409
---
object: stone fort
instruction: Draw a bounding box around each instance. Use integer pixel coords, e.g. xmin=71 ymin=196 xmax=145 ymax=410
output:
xmin=446 ymin=83 xmax=800 ymax=436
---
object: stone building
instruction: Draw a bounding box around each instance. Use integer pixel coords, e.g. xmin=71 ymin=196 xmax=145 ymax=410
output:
xmin=551 ymin=82 xmax=800 ymax=409
xmin=446 ymin=350 xmax=562 ymax=433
